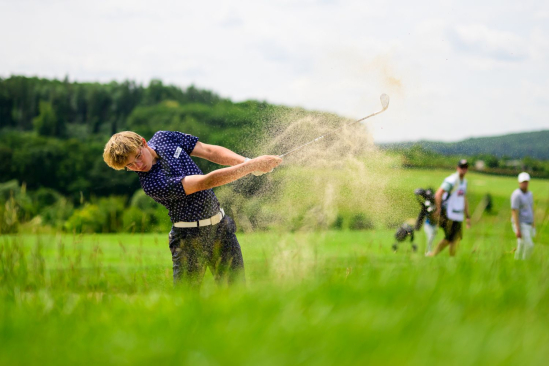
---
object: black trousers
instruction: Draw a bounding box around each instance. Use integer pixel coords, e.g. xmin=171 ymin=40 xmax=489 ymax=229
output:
xmin=440 ymin=212 xmax=463 ymax=242
xmin=168 ymin=215 xmax=245 ymax=288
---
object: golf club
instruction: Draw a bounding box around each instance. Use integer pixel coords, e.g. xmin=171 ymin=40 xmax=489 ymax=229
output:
xmin=278 ymin=93 xmax=390 ymax=158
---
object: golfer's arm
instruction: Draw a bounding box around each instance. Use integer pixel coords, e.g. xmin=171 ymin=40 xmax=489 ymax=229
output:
xmin=182 ymin=163 xmax=255 ymax=195
xmin=465 ymin=197 xmax=470 ymax=219
xmin=191 ymin=142 xmax=246 ymax=166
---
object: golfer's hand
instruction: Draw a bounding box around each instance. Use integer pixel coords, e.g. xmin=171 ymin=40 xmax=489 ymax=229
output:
xmin=251 ymin=155 xmax=282 ymax=174
xmin=516 ymin=229 xmax=522 ymax=239
xmin=466 ymin=218 xmax=471 ymax=229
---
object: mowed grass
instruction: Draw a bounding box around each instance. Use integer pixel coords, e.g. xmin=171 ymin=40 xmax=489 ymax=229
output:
xmin=1 ymin=169 xmax=549 ymax=365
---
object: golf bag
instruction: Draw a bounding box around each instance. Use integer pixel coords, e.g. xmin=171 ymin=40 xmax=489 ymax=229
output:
xmin=414 ymin=188 xmax=436 ymax=231
xmin=392 ymin=223 xmax=417 ymax=252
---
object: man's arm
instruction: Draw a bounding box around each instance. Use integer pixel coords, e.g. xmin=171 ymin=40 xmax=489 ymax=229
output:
xmin=182 ymin=155 xmax=282 ymax=195
xmin=512 ymin=209 xmax=521 ymax=238
xmin=465 ymin=196 xmax=471 ymax=228
xmin=191 ymin=142 xmax=246 ymax=166
xmin=532 ymin=200 xmax=535 ymax=228
xmin=433 ymin=187 xmax=446 ymax=224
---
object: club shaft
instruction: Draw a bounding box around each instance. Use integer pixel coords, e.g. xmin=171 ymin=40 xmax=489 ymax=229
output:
xmin=278 ymin=108 xmax=386 ymax=158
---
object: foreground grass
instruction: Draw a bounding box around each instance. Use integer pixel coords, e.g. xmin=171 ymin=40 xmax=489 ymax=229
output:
xmin=2 ymin=169 xmax=548 ymax=365
xmin=1 ymin=220 xmax=548 ymax=365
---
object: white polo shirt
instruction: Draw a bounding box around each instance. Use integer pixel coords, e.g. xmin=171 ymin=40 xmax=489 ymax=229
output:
xmin=441 ymin=172 xmax=467 ymax=222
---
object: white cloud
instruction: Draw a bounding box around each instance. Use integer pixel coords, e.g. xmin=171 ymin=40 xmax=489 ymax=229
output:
xmin=0 ymin=0 xmax=548 ymax=143
xmin=449 ymin=24 xmax=529 ymax=62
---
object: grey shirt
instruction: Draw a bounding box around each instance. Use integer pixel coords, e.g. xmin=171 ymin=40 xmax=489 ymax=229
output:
xmin=511 ymin=189 xmax=534 ymax=225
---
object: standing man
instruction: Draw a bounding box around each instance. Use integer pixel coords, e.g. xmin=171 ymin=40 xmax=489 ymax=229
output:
xmin=103 ymin=130 xmax=282 ymax=288
xmin=430 ymin=159 xmax=471 ymax=257
xmin=511 ymin=172 xmax=536 ymax=260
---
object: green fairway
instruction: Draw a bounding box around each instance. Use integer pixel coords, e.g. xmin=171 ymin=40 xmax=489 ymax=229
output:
xmin=2 ymin=169 xmax=549 ymax=365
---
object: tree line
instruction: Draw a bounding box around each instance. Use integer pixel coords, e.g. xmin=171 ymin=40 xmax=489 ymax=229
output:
xmin=394 ymin=144 xmax=549 ymax=178
xmin=1 ymin=75 xmax=546 ymax=234
xmin=381 ymin=130 xmax=549 ymax=161
xmin=0 ymin=76 xmax=222 ymax=136
xmin=0 ymin=76 xmax=276 ymax=197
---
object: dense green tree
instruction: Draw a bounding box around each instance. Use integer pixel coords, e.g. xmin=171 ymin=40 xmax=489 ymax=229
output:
xmin=33 ymin=101 xmax=65 ymax=137
xmin=0 ymin=80 xmax=15 ymax=128
xmin=1 ymin=75 xmax=547 ymax=233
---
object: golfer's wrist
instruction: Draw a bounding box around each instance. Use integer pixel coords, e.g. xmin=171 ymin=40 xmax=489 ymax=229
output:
xmin=243 ymin=157 xmax=259 ymax=174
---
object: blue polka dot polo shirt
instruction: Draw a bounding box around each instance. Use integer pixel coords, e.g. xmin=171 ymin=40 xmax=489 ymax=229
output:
xmin=137 ymin=131 xmax=220 ymax=223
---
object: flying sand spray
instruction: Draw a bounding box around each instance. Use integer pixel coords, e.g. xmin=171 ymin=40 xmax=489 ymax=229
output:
xmin=278 ymin=94 xmax=390 ymax=158
xmin=223 ymin=93 xmax=393 ymax=235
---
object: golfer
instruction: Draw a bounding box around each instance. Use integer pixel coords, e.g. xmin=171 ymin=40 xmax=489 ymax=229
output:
xmin=511 ymin=172 xmax=536 ymax=260
xmin=430 ymin=159 xmax=471 ymax=257
xmin=103 ymin=130 xmax=282 ymax=288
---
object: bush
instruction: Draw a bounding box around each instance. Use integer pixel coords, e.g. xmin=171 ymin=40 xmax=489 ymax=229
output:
xmin=97 ymin=196 xmax=126 ymax=232
xmin=122 ymin=206 xmax=149 ymax=233
xmin=349 ymin=213 xmax=374 ymax=230
xmin=0 ymin=179 xmax=20 ymax=202
xmin=330 ymin=215 xmax=344 ymax=230
xmin=0 ymin=180 xmax=36 ymax=231
xmin=32 ymin=187 xmax=62 ymax=211
xmin=151 ymin=205 xmax=171 ymax=232
xmin=64 ymin=204 xmax=104 ymax=233
xmin=39 ymin=197 xmax=74 ymax=229
xmin=128 ymin=190 xmax=171 ymax=232
xmin=130 ymin=190 xmax=159 ymax=211
xmin=0 ymin=196 xmax=19 ymax=234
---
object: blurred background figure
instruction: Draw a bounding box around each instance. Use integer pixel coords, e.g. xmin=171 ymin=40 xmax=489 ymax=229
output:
xmin=414 ymin=187 xmax=437 ymax=255
xmin=511 ymin=172 xmax=536 ymax=260
xmin=430 ymin=159 xmax=471 ymax=257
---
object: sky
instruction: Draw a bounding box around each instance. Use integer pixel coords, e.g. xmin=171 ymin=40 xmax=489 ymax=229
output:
xmin=1 ymin=0 xmax=548 ymax=143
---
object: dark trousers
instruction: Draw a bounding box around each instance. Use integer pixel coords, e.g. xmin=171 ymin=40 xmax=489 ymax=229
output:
xmin=440 ymin=211 xmax=463 ymax=242
xmin=168 ymin=216 xmax=245 ymax=288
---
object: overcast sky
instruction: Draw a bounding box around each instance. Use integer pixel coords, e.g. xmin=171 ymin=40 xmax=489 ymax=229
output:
xmin=1 ymin=0 xmax=548 ymax=142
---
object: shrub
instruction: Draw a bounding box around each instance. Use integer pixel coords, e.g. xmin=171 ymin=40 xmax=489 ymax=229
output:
xmin=349 ymin=213 xmax=374 ymax=230
xmin=64 ymin=204 xmax=105 ymax=233
xmin=40 ymin=197 xmax=74 ymax=229
xmin=97 ymin=196 xmax=126 ymax=232
xmin=122 ymin=206 xmax=149 ymax=233
xmin=130 ymin=189 xmax=159 ymax=211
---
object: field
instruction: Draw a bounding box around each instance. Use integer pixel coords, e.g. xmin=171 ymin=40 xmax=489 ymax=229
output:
xmin=2 ymin=169 xmax=549 ymax=365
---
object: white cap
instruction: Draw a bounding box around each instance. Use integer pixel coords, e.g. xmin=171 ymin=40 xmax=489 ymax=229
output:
xmin=518 ymin=172 xmax=530 ymax=183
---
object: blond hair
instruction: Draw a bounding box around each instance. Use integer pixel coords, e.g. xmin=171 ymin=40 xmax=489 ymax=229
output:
xmin=103 ymin=131 xmax=144 ymax=170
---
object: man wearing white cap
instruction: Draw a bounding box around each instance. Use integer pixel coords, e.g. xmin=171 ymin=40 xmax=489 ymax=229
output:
xmin=511 ymin=172 xmax=536 ymax=260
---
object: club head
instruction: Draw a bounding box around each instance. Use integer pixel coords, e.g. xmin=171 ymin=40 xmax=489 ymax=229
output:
xmin=380 ymin=94 xmax=390 ymax=110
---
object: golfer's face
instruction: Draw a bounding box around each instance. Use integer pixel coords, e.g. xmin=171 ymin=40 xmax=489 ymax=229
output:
xmin=458 ymin=166 xmax=468 ymax=176
xmin=125 ymin=147 xmax=151 ymax=172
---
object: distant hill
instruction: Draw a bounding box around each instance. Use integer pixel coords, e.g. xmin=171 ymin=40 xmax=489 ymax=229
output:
xmin=379 ymin=130 xmax=549 ymax=160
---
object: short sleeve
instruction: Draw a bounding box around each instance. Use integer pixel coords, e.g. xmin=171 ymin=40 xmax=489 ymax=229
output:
xmin=510 ymin=191 xmax=520 ymax=210
xmin=441 ymin=175 xmax=455 ymax=192
xmin=166 ymin=175 xmax=187 ymax=198
xmin=172 ymin=131 xmax=199 ymax=155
